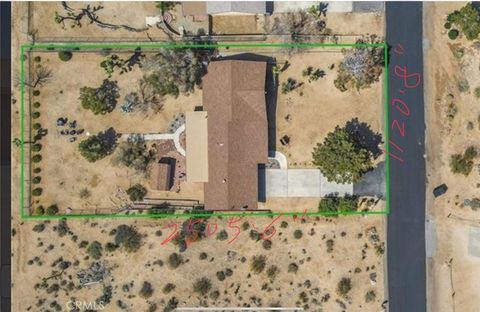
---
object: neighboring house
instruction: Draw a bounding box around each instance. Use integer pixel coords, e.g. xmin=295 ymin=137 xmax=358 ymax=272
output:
xmin=186 ymin=60 xmax=268 ymax=211
xmin=207 ymin=2 xmax=267 ymax=15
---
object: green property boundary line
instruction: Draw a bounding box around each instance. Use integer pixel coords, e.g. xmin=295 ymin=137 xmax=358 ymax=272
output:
xmin=19 ymin=41 xmax=390 ymax=220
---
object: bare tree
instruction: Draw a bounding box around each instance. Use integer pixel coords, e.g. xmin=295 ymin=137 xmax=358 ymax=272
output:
xmin=54 ymin=2 xmax=148 ymax=32
xmin=25 ymin=65 xmax=52 ymax=88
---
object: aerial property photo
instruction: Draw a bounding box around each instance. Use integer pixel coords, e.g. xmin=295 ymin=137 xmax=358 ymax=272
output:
xmin=20 ymin=39 xmax=387 ymax=218
xmin=9 ymin=2 xmax=392 ymax=312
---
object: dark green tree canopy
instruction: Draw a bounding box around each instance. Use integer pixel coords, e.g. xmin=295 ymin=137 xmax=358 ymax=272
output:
xmin=78 ymin=128 xmax=118 ymax=162
xmin=447 ymin=3 xmax=480 ymax=40
xmin=312 ymin=119 xmax=382 ymax=183
xmin=79 ymin=79 xmax=119 ymax=115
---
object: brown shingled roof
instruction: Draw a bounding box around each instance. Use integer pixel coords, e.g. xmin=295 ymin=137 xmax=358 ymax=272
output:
xmin=149 ymin=159 xmax=174 ymax=191
xmin=203 ymin=60 xmax=268 ymax=210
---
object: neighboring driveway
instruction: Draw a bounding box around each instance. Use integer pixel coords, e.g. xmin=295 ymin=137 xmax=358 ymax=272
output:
xmin=264 ymin=169 xmax=353 ymax=197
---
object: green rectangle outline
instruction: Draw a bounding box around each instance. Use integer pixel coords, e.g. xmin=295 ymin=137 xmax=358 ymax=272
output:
xmin=20 ymin=41 xmax=390 ymax=220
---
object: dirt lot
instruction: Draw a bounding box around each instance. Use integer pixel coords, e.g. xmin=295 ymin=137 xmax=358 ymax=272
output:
xmin=12 ymin=216 xmax=386 ymax=311
xmin=424 ymin=3 xmax=480 ymax=312
xmin=27 ymin=50 xmax=203 ymax=214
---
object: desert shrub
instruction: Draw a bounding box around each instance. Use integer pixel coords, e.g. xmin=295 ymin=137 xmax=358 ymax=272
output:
xmin=33 ymin=56 xmax=41 ymax=63
xmin=33 ymin=90 xmax=40 ymax=96
xmin=209 ymin=290 xmax=220 ymax=300
xmin=280 ymin=221 xmax=288 ymax=228
xmin=56 ymin=219 xmax=69 ymax=237
xmin=199 ymin=252 xmax=208 ymax=260
xmin=288 ymin=262 xmax=299 ymax=273
xmin=250 ymin=255 xmax=267 ymax=274
xmin=457 ymin=79 xmax=470 ymax=93
xmin=78 ymin=128 xmax=117 ymax=162
xmin=34 ymin=205 xmax=45 ymax=215
xmin=241 ymin=221 xmax=250 ymax=231
xmin=337 ymin=277 xmax=352 ymax=297
xmin=225 ymin=268 xmax=233 ymax=276
xmin=79 ymin=241 xmax=88 ymax=248
xmin=32 ymin=112 xmax=40 ymax=119
xmin=33 ymin=167 xmax=41 ymax=174
xmin=450 ymin=146 xmax=478 ymax=175
xmin=293 ymin=229 xmax=303 ymax=239
xmin=33 ymin=123 xmax=41 ymax=130
xmin=139 ymin=281 xmax=154 ymax=299
xmin=448 ymin=29 xmax=459 ymax=40
xmin=216 ymin=230 xmax=228 ymax=241
xmin=193 ymin=277 xmax=212 ymax=296
xmin=126 ymin=184 xmax=147 ymax=202
xmin=114 ymin=225 xmax=142 ymax=252
xmin=32 ymin=143 xmax=42 ymax=152
xmin=45 ymin=204 xmax=59 ymax=215
xmin=87 ymin=241 xmax=103 ymax=260
xmin=326 ymin=239 xmax=335 ymax=253
xmin=104 ymin=242 xmax=118 ymax=252
xmin=32 ymin=222 xmax=45 ymax=232
xmin=32 ymin=176 xmax=41 ymax=184
xmin=33 ymin=101 xmax=41 ymax=108
xmin=447 ymin=3 xmax=480 ymax=40
xmin=216 ymin=271 xmax=226 ymax=281
xmin=266 ymin=265 xmax=279 ymax=280
xmin=168 ymin=253 xmax=183 ymax=269
xmin=319 ymin=194 xmax=359 ymax=214
xmin=262 ymin=239 xmax=272 ymax=250
xmin=113 ymin=142 xmax=151 ymax=172
xmin=79 ymin=188 xmax=91 ymax=199
xmin=444 ymin=22 xmax=452 ymax=29
xmin=281 ymin=78 xmax=299 ymax=94
xmin=163 ymin=283 xmax=176 ymax=294
xmin=32 ymin=187 xmax=42 ymax=196
xmin=475 ymin=87 xmax=480 ymax=98
xmin=249 ymin=230 xmax=261 ymax=241
xmin=365 ymin=290 xmax=376 ymax=303
xmin=79 ymin=79 xmax=119 ymax=115
xmin=58 ymin=51 xmax=73 ymax=61
xmin=334 ymin=35 xmax=384 ymax=92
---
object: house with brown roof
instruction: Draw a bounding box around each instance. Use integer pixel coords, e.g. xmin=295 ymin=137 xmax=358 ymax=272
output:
xmin=186 ymin=60 xmax=268 ymax=210
xmin=149 ymin=158 xmax=175 ymax=191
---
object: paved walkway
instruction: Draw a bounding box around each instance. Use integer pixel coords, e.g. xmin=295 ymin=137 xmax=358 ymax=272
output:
xmin=121 ymin=124 xmax=186 ymax=156
xmin=264 ymin=168 xmax=353 ymax=197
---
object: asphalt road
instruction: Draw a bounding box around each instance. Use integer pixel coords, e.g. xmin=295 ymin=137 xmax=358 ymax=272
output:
xmin=386 ymin=3 xmax=427 ymax=312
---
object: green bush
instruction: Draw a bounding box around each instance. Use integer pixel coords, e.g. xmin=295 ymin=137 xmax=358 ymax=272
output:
xmin=447 ymin=3 xmax=480 ymax=40
xmin=475 ymin=86 xmax=480 ymax=98
xmin=450 ymin=146 xmax=478 ymax=175
xmin=114 ymin=224 xmax=142 ymax=252
xmin=33 ymin=56 xmax=41 ymax=63
xmin=167 ymin=253 xmax=183 ymax=269
xmin=336 ymin=277 xmax=352 ymax=297
xmin=126 ymin=184 xmax=147 ymax=202
xmin=33 ymin=167 xmax=41 ymax=174
xmin=32 ymin=154 xmax=42 ymax=163
xmin=293 ymin=230 xmax=303 ymax=239
xmin=32 ymin=176 xmax=41 ymax=184
xmin=58 ymin=51 xmax=73 ymax=61
xmin=163 ymin=283 xmax=176 ymax=294
xmin=318 ymin=194 xmax=359 ymax=214
xmin=33 ymin=101 xmax=41 ymax=108
xmin=87 ymin=241 xmax=103 ymax=260
xmin=33 ymin=123 xmax=41 ymax=130
xmin=46 ymin=204 xmax=59 ymax=215
xmin=250 ymin=255 xmax=266 ymax=274
xmin=139 ymin=281 xmax=154 ymax=299
xmin=288 ymin=262 xmax=299 ymax=273
xmin=32 ymin=112 xmax=40 ymax=119
xmin=262 ymin=239 xmax=272 ymax=250
xmin=32 ymin=143 xmax=42 ymax=152
xmin=209 ymin=290 xmax=220 ymax=300
xmin=34 ymin=205 xmax=45 ymax=215
xmin=448 ymin=29 xmax=460 ymax=40
xmin=33 ymin=90 xmax=40 ymax=96
xmin=444 ymin=22 xmax=452 ymax=29
xmin=216 ymin=230 xmax=228 ymax=241
xmin=193 ymin=277 xmax=211 ymax=296
xmin=32 ymin=188 xmax=43 ymax=196
xmin=216 ymin=271 xmax=226 ymax=281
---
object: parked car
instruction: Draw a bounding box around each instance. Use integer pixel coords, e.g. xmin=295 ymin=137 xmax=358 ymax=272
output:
xmin=433 ymin=184 xmax=448 ymax=197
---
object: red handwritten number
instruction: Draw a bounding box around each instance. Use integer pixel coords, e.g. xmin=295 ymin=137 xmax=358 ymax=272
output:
xmin=185 ymin=218 xmax=204 ymax=246
xmin=160 ymin=223 xmax=179 ymax=245
xmin=391 ymin=119 xmax=405 ymax=137
xmin=261 ymin=215 xmax=282 ymax=240
xmin=227 ymin=217 xmax=243 ymax=244
xmin=394 ymin=65 xmax=421 ymax=89
xmin=391 ymin=98 xmax=410 ymax=116
xmin=206 ymin=222 xmax=218 ymax=237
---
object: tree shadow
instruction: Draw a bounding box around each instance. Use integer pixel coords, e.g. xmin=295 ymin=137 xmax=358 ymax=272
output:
xmin=345 ymin=118 xmax=383 ymax=159
xmin=97 ymin=127 xmax=118 ymax=155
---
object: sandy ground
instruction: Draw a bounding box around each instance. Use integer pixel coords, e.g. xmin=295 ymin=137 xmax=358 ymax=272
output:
xmin=26 ymin=50 xmax=203 ymax=214
xmin=11 ymin=3 xmax=387 ymax=312
xmin=424 ymin=3 xmax=480 ymax=312
xmin=11 ymin=216 xmax=386 ymax=312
